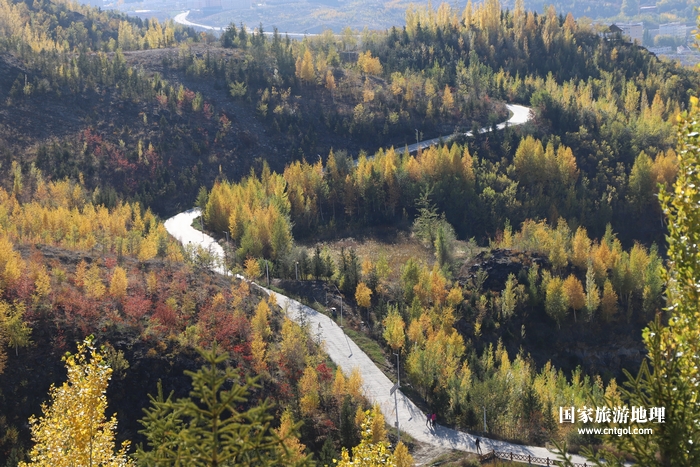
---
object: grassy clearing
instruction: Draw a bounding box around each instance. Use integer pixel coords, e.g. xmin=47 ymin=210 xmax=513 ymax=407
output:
xmin=313 ymin=230 xmax=482 ymax=284
xmin=342 ymin=326 xmax=389 ymax=369
xmin=386 ymin=423 xmax=417 ymax=446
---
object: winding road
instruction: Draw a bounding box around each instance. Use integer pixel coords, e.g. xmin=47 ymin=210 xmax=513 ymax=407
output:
xmin=173 ymin=11 xmax=223 ymax=32
xmin=399 ymin=104 xmax=531 ymax=154
xmin=163 ymin=106 xmax=588 ymax=466
xmin=174 ymin=11 xmax=325 ymax=38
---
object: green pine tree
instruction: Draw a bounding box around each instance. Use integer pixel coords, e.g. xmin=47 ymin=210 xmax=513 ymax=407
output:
xmin=136 ymin=343 xmax=311 ymax=467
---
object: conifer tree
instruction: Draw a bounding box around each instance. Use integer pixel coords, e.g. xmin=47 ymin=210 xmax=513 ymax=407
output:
xmin=545 ymin=276 xmax=567 ymax=328
xmin=298 ymin=365 xmax=320 ymax=416
xmin=501 ymin=273 xmax=518 ymax=320
xmin=137 ymin=343 xmax=310 ymax=466
xmin=0 ymin=300 xmax=31 ymax=356
xmin=584 ymin=262 xmax=600 ymax=321
xmin=571 ymin=75 xmax=700 ymax=467
xmin=613 ymin=95 xmax=700 ymax=466
xmin=600 ymin=279 xmax=618 ymax=322
xmin=109 ymin=266 xmax=128 ymax=298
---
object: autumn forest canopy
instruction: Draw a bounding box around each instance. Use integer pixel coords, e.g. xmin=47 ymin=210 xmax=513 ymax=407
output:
xmin=0 ymin=0 xmax=699 ymax=465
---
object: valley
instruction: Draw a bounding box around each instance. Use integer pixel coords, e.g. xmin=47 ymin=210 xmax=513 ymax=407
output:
xmin=0 ymin=0 xmax=699 ymax=465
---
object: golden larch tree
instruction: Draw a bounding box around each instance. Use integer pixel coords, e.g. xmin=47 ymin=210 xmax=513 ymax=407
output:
xmin=84 ymin=262 xmax=106 ymax=299
xmin=394 ymin=441 xmax=414 ymax=467
xmin=355 ymin=282 xmax=372 ymax=309
xmin=298 ymin=365 xmax=320 ymax=416
xmin=600 ymin=279 xmax=618 ymax=322
xmin=563 ymin=274 xmax=585 ymax=322
xmin=357 ymin=51 xmax=382 ymax=75
xmin=244 ymin=257 xmax=261 ymax=280
xmin=383 ymin=308 xmax=405 ymax=352
xmin=441 ymin=85 xmax=455 ymax=114
xmin=347 ymin=367 xmax=364 ymax=400
xmin=109 ymin=266 xmax=128 ymax=298
xmin=20 ymin=338 xmax=133 ymax=467
xmin=325 ymin=69 xmax=336 ymax=92
xmin=571 ymin=226 xmax=591 ymax=270
xmin=332 ymin=367 xmax=347 ymax=403
xmin=273 ymin=409 xmax=307 ymax=464
xmin=299 ymin=49 xmax=315 ymax=83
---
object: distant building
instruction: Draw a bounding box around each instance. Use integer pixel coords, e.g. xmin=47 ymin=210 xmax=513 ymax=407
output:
xmin=639 ymin=5 xmax=658 ymax=15
xmin=659 ymin=22 xmax=687 ymax=41
xmin=613 ymin=22 xmax=644 ymax=44
xmin=601 ymin=24 xmax=623 ymax=40
xmin=647 ymin=46 xmax=673 ymax=55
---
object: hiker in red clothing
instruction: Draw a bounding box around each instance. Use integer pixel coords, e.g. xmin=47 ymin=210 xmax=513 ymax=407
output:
xmin=431 ymin=412 xmax=436 ymax=429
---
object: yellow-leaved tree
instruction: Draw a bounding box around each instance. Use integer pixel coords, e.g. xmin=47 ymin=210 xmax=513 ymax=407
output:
xmin=109 ymin=266 xmax=128 ymax=298
xmin=355 ymin=282 xmax=372 ymax=309
xmin=383 ymin=307 xmax=405 ymax=352
xmin=335 ymin=405 xmax=413 ymax=467
xmin=20 ymin=337 xmax=133 ymax=467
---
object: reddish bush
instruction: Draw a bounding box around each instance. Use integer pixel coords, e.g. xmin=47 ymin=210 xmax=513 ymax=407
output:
xmin=153 ymin=301 xmax=178 ymax=330
xmin=123 ymin=293 xmax=152 ymax=322
xmin=316 ymin=362 xmax=333 ymax=383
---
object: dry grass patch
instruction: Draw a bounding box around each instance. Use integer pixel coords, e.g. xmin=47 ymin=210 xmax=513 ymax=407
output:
xmin=317 ymin=231 xmax=481 ymax=283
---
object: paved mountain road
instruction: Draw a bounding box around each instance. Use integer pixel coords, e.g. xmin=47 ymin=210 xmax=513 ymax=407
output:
xmin=163 ymin=105 xmax=589 ymax=465
xmin=399 ymin=104 xmax=532 ymax=154
xmin=164 ymin=208 xmax=588 ymax=466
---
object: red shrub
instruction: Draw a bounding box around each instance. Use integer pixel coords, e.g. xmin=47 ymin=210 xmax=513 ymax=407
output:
xmin=123 ymin=293 xmax=152 ymax=321
xmin=153 ymin=301 xmax=178 ymax=330
xmin=316 ymin=362 xmax=333 ymax=383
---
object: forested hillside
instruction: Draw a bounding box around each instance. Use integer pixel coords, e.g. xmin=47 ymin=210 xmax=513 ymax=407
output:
xmin=1 ymin=0 xmax=697 ymax=244
xmin=0 ymin=0 xmax=699 ymax=464
xmin=0 ymin=174 xmax=394 ymax=465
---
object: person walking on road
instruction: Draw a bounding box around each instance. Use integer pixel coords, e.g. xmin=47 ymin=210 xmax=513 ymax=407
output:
xmin=426 ymin=413 xmax=432 ymax=428
xmin=431 ymin=413 xmax=436 ymax=429
xmin=475 ymin=437 xmax=482 ymax=455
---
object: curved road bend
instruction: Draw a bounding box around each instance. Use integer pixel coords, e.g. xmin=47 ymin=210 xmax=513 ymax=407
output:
xmin=399 ymin=104 xmax=532 ymax=155
xmin=174 ymin=11 xmax=325 ymax=38
xmin=164 ymin=208 xmax=588 ymax=466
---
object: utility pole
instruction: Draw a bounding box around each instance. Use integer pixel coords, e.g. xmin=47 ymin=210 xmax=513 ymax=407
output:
xmin=394 ymin=351 xmax=401 ymax=443
xmin=333 ymin=284 xmax=343 ymax=327
xmin=395 ymin=389 xmax=400 ymax=444
xmin=390 ymin=381 xmax=400 ymax=445
xmin=295 ymin=261 xmax=299 ymax=281
xmin=394 ymin=352 xmax=400 ymax=388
